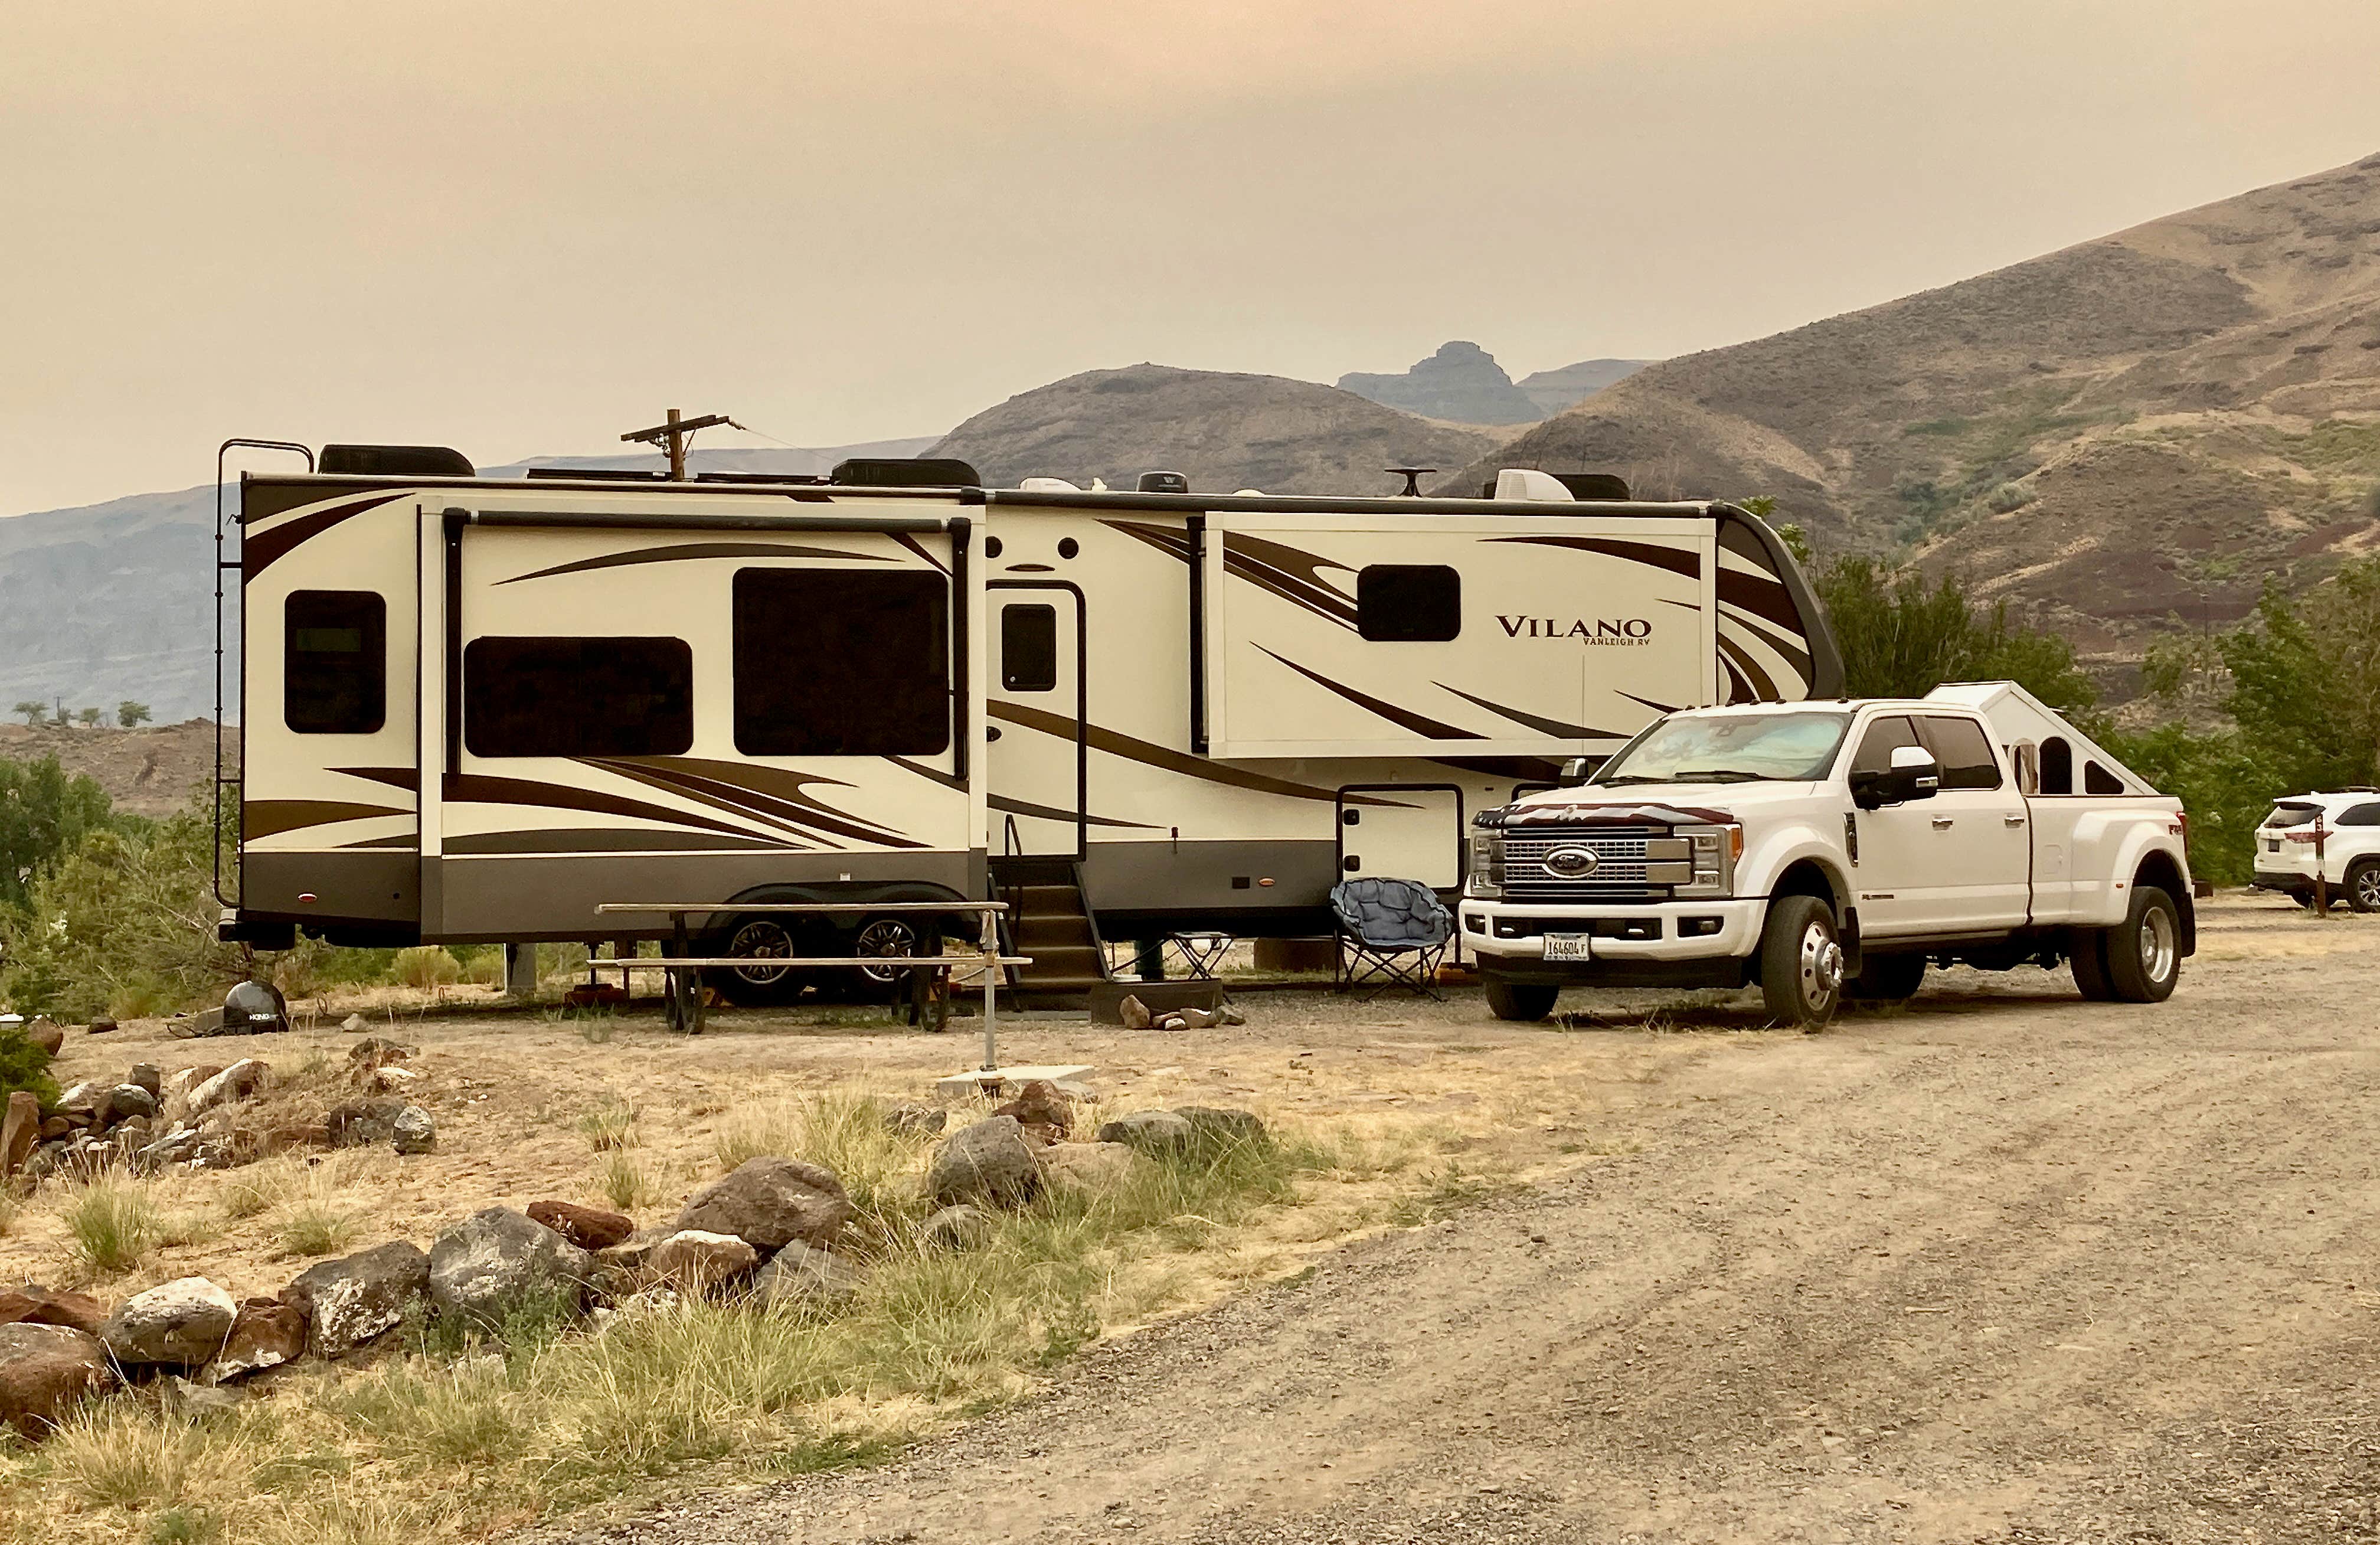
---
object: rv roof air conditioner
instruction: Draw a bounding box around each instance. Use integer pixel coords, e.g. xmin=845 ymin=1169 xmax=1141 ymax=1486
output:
xmin=1018 ymin=477 xmax=1082 ymax=494
xmin=1492 ymin=468 xmax=1575 ymax=502
xmin=319 ymin=444 xmax=475 ymax=477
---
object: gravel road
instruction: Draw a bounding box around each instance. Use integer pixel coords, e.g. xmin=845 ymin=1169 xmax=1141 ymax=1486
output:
xmin=574 ymin=900 xmax=2380 ymax=1543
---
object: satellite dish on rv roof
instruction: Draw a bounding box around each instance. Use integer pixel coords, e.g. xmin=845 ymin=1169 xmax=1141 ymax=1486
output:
xmin=1493 ymin=468 xmax=1575 ymax=502
xmin=1136 ymin=471 xmax=1189 ymax=494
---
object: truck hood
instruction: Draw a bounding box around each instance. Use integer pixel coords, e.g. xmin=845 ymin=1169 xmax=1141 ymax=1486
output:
xmin=1494 ymin=780 xmax=1825 ymax=827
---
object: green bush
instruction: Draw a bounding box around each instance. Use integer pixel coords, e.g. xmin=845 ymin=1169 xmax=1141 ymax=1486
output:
xmin=0 ymin=753 xmax=116 ymax=910
xmin=0 ymin=1029 xmax=60 ymax=1109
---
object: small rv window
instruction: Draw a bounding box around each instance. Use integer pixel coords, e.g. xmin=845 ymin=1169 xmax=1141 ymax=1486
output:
xmin=1000 ymin=604 xmax=1058 ymax=693
xmin=2084 ymin=760 xmax=2124 ymax=795
xmin=285 ymin=590 xmax=386 ymax=735
xmin=2039 ymin=736 xmax=2073 ymax=795
xmin=463 ymin=637 xmax=692 ymax=757
xmin=1919 ymin=716 xmax=2002 ymax=791
xmin=734 ymin=569 xmax=950 ymax=756
xmin=1356 ymin=565 xmax=1461 ymax=642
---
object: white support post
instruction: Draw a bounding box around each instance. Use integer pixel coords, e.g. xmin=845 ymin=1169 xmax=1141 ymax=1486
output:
xmin=979 ymin=906 xmax=1001 ymax=1072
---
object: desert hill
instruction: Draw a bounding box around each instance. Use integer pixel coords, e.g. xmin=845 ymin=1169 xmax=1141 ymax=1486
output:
xmin=931 ymin=364 xmax=1500 ymax=497
xmin=1338 ymin=341 xmax=1652 ymax=423
xmin=0 ymin=718 xmax=231 ymax=818
xmin=1449 ymin=152 xmax=2380 ymax=654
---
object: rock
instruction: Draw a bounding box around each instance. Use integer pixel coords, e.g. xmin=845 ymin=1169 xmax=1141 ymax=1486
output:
xmin=287 ymin=1241 xmax=430 ymax=1357
xmin=919 ymin=1203 xmax=994 ymax=1250
xmin=134 ymin=1125 xmax=207 ymax=1173
xmin=391 ymin=1106 xmax=436 ymax=1155
xmin=99 ymin=1085 xmax=159 ymax=1126
xmin=528 ymin=1201 xmax=635 ymax=1251
xmin=25 ymin=1019 xmax=64 ymax=1056
xmin=360 ymin=1066 xmax=420 ymax=1096
xmin=1038 ymin=1140 xmax=1145 ymax=1193
xmin=992 ymin=1079 xmax=1073 ymax=1139
xmin=209 ymin=1298 xmax=306 ymax=1382
xmin=163 ymin=1374 xmax=246 ymax=1419
xmin=1118 ymin=994 xmax=1153 ymax=1030
xmin=324 ymin=1097 xmax=406 ymax=1148
xmin=1095 ymin=1109 xmax=1195 ymax=1157
xmin=0 ymin=1323 xmax=114 ymax=1435
xmin=672 ymin=1157 xmax=854 ymax=1252
xmin=590 ymin=1227 xmax=674 ymax=1290
xmin=0 ymin=1288 xmax=106 ymax=1336
xmin=883 ymin=1102 xmax=948 ymax=1138
xmin=1175 ymin=1007 xmax=1219 ymax=1030
xmin=648 ymin=1229 xmax=760 ymax=1291
xmin=428 ymin=1207 xmax=591 ymax=1325
xmin=1218 ymin=1004 xmax=1247 ymax=1027
xmin=54 ymin=1080 xmax=104 ymax=1119
xmin=1152 ymin=1013 xmax=1188 ymax=1033
xmin=84 ymin=1017 xmax=116 ymax=1036
xmin=101 ymin=1277 xmax=238 ymax=1367
xmin=1174 ymin=1105 xmax=1269 ymax=1151
xmin=38 ymin=1116 xmax=74 ymax=1140
xmin=340 ymin=1014 xmax=370 ymax=1034
xmin=926 ymin=1116 xmax=1041 ymax=1209
xmin=749 ymin=1240 xmax=864 ymax=1308
xmin=347 ymin=1037 xmax=414 ymax=1070
xmin=187 ymin=1059 xmax=268 ymax=1116
xmin=162 ymin=1066 xmax=223 ymax=1100
xmin=2 ymin=1092 xmax=39 ymax=1177
xmin=128 ymin=1063 xmax=164 ymax=1099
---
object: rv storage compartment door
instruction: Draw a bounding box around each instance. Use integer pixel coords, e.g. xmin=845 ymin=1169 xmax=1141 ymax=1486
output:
xmin=426 ymin=508 xmax=976 ymax=940
xmin=1199 ymin=513 xmax=1716 ymax=761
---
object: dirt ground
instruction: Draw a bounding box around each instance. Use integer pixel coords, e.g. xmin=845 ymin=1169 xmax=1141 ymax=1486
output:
xmin=512 ymin=891 xmax=2380 ymax=1545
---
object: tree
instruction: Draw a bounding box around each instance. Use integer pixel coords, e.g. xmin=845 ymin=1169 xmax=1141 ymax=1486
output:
xmin=1811 ymin=557 xmax=2097 ymax=720
xmin=74 ymin=707 xmax=102 ymax=729
xmin=116 ymin=701 xmax=151 ymax=729
xmin=0 ymin=754 xmax=114 ymax=910
xmin=12 ymin=703 xmax=44 ymax=727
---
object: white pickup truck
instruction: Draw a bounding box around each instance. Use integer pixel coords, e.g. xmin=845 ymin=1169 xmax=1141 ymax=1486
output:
xmin=1458 ymin=682 xmax=2194 ymax=1027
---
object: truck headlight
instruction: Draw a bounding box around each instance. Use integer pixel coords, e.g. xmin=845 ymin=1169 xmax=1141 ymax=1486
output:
xmin=1673 ymin=824 xmax=1740 ymax=898
xmin=1467 ymin=829 xmax=1504 ymax=899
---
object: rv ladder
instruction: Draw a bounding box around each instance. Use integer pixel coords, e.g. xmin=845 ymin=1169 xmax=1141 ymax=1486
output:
xmin=995 ymin=860 xmax=1114 ymax=1009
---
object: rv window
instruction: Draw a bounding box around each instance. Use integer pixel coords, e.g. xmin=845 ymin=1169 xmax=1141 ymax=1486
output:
xmin=734 ymin=569 xmax=950 ymax=756
xmin=1000 ymin=604 xmax=1058 ymax=693
xmin=2039 ymin=736 xmax=2073 ymax=795
xmin=2083 ymin=760 xmax=2124 ymax=795
xmin=285 ymin=590 xmax=386 ymax=735
xmin=463 ymin=637 xmax=692 ymax=757
xmin=1356 ymin=565 xmax=1461 ymax=642
xmin=1918 ymin=716 xmax=2002 ymax=790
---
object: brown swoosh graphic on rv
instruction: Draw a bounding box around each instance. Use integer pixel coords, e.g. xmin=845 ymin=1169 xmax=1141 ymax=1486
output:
xmin=986 ymin=701 xmax=1414 ymax=808
xmin=1254 ymin=648 xmax=1486 ymax=741
xmin=242 ymin=494 xmax=406 ymax=577
xmin=989 ymin=795 xmax=1162 ymax=830
xmin=493 ymin=541 xmax=891 ymax=586
xmin=1717 ymin=632 xmax=1781 ymax=702
xmin=244 ymin=800 xmax=408 ymax=840
xmin=1486 ymin=534 xmax=1702 ymax=583
xmin=1100 ymin=520 xmax=1195 ymax=564
xmin=1716 ymin=607 xmax=1814 ymax=681
xmin=331 ymin=766 xmax=420 ymax=792
xmin=441 ymin=774 xmax=775 ymax=844
xmin=1223 ymin=533 xmax=1361 ymax=630
xmin=445 ymin=828 xmax=802 ymax=855
xmin=1431 ymin=682 xmax=1622 ymax=740
xmin=586 ymin=756 xmax=928 ymax=850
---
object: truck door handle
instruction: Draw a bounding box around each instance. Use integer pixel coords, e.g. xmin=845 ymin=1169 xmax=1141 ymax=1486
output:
xmin=2004 ymin=814 xmax=2026 ymax=826
xmin=1931 ymin=816 xmax=1955 ymax=829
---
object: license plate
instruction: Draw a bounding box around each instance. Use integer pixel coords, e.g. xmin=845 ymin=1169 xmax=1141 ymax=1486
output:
xmin=1542 ymin=933 xmax=1593 ymax=962
xmin=2267 ymin=840 xmax=2281 ymax=852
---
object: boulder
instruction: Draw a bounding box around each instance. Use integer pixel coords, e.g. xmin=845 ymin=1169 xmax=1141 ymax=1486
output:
xmin=209 ymin=1298 xmax=306 ymax=1383
xmin=749 ymin=1240 xmax=864 ymax=1308
xmin=591 ymin=1226 xmax=672 ymax=1274
xmin=1175 ymin=1007 xmax=1220 ymax=1030
xmin=528 ymin=1200 xmax=635 ymax=1250
xmin=0 ymin=1288 xmax=106 ymax=1337
xmin=428 ymin=1207 xmax=592 ymax=1325
xmin=2 ymin=1091 xmax=40 ymax=1177
xmin=0 ymin=1323 xmax=113 ymax=1435
xmin=99 ymin=1085 xmax=159 ymax=1126
xmin=187 ymin=1059 xmax=268 ymax=1116
xmin=647 ymin=1229 xmax=760 ymax=1291
xmin=324 ymin=1097 xmax=407 ymax=1148
xmin=340 ymin=1014 xmax=370 ymax=1034
xmin=346 ymin=1037 xmax=414 ymax=1069
xmin=1175 ymin=1105 xmax=1270 ymax=1149
xmin=133 ymin=1125 xmax=207 ymax=1173
xmin=101 ymin=1277 xmax=238 ymax=1367
xmin=1094 ymin=1109 xmax=1195 ymax=1157
xmin=391 ymin=1106 xmax=436 ymax=1155
xmin=1038 ymin=1140 xmax=1146 ymax=1193
xmin=1152 ymin=1013 xmax=1187 ymax=1033
xmin=919 ymin=1203 xmax=993 ymax=1251
xmin=84 ymin=1017 xmax=116 ymax=1037
xmin=162 ymin=1065 xmax=223 ymax=1100
xmin=1118 ymin=994 xmax=1153 ymax=1030
xmin=926 ymin=1116 xmax=1041 ymax=1209
xmin=38 ymin=1116 xmax=74 ymax=1140
xmin=54 ymin=1081 xmax=104 ymax=1120
xmin=128 ymin=1064 xmax=164 ymax=1099
xmin=25 ymin=1019 xmax=64 ymax=1056
xmin=883 ymin=1102 xmax=948 ymax=1138
xmin=287 ymin=1241 xmax=430 ymax=1357
xmin=992 ymin=1079 xmax=1073 ymax=1140
xmin=672 ymin=1157 xmax=854 ymax=1252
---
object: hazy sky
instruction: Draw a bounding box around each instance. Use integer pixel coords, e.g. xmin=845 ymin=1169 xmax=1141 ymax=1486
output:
xmin=7 ymin=0 xmax=2380 ymax=517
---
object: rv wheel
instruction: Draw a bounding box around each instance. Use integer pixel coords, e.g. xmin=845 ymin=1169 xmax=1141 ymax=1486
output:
xmin=707 ymin=918 xmax=808 ymax=1007
xmin=844 ymin=916 xmax=927 ymax=1001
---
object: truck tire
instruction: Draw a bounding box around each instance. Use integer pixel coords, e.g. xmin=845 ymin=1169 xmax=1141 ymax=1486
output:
xmin=2068 ymin=928 xmax=2116 ymax=1001
xmin=1845 ymin=953 xmax=1927 ymax=1003
xmin=2348 ymin=860 xmax=2380 ymax=914
xmin=1759 ymin=894 xmax=1843 ymax=1030
xmin=1483 ymin=973 xmax=1558 ymax=1023
xmin=2103 ymin=885 xmax=2182 ymax=1003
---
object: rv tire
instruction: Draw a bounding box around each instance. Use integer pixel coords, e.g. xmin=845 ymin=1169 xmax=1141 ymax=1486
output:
xmin=1483 ymin=973 xmax=1558 ymax=1023
xmin=706 ymin=917 xmax=810 ymax=1007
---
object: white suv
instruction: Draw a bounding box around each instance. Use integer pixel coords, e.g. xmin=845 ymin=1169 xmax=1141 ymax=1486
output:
xmin=2251 ymin=791 xmax=2380 ymax=911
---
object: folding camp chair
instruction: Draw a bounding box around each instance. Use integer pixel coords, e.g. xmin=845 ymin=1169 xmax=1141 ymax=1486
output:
xmin=1330 ymin=877 xmax=1453 ymax=1000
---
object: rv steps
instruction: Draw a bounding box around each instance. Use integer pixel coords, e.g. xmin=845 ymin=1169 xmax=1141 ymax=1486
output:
xmin=993 ymin=867 xmax=1113 ymax=1010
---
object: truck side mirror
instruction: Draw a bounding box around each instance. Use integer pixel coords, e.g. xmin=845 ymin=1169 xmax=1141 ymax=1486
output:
xmin=1558 ymin=757 xmax=1593 ymax=788
xmin=1851 ymin=746 xmax=1941 ymax=809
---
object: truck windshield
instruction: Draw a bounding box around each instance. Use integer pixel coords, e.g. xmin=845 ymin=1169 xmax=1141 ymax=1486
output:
xmin=1594 ymin=711 xmax=1853 ymax=786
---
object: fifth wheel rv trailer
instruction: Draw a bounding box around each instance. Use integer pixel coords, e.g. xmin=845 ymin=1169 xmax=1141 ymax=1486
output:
xmin=217 ymin=446 xmax=1840 ymax=1002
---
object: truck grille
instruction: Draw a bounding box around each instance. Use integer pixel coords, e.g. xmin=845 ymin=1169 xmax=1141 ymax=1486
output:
xmin=1503 ymin=826 xmax=1678 ymax=901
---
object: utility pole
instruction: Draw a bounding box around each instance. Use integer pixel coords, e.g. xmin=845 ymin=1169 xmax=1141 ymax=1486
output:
xmin=621 ymin=408 xmax=731 ymax=481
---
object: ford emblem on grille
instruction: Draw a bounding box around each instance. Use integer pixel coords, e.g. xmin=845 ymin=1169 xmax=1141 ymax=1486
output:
xmin=1542 ymin=845 xmax=1601 ymax=878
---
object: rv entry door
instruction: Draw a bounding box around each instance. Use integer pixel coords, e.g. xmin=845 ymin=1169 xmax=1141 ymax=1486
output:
xmin=989 ymin=583 xmax=1087 ymax=858
xmin=1336 ymin=783 xmax=1464 ymax=891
